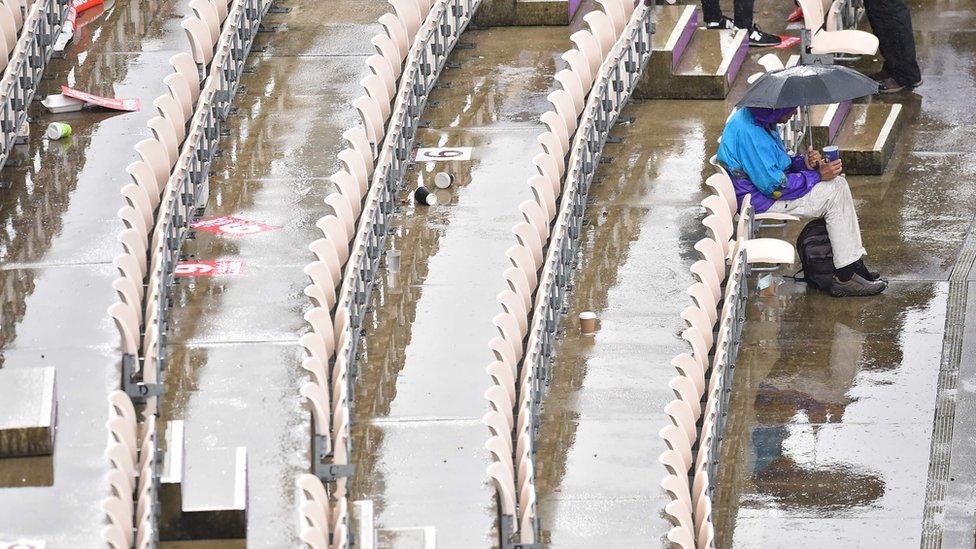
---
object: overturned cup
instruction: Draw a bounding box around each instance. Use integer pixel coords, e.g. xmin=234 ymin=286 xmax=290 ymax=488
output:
xmin=45 ymin=122 xmax=72 ymax=140
xmin=433 ymin=171 xmax=454 ymax=189
xmin=414 ymin=185 xmax=438 ymax=206
xmin=579 ymin=311 xmax=597 ymax=335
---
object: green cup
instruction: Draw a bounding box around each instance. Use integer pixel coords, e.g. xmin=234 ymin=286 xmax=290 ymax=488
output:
xmin=45 ymin=122 xmax=72 ymax=140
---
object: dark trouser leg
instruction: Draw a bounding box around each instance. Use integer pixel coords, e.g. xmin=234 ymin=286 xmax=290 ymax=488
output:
xmin=863 ymin=0 xmax=922 ymax=86
xmin=732 ymin=0 xmax=755 ymax=29
xmin=700 ymin=0 xmax=723 ymax=23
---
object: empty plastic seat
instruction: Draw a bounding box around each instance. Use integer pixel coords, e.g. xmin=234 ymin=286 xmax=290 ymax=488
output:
xmin=301 ymin=382 xmax=331 ymax=440
xmin=519 ymin=199 xmax=550 ymax=241
xmin=366 ymin=54 xmax=397 ymax=99
xmin=169 ymin=52 xmax=201 ymax=103
xmin=371 ymin=34 xmax=403 ymax=80
xmin=694 ymin=238 xmax=726 ymax=284
xmin=337 ymin=149 xmax=370 ymax=193
xmin=512 ymin=223 xmax=543 ymax=267
xmin=584 ymin=11 xmax=617 ymax=58
xmin=798 ymin=0 xmax=878 ymax=55
xmin=547 ymin=90 xmax=579 ymax=135
xmin=488 ymin=462 xmax=517 ymax=518
xmin=569 ymin=31 xmax=603 ymax=77
xmin=528 ymin=176 xmax=556 ymax=221
xmin=324 ymin=193 xmax=356 ymax=236
xmin=540 ymin=111 xmax=570 ymax=157
xmin=537 ymin=132 xmax=566 ymax=167
xmin=353 ymin=95 xmax=386 ymax=148
xmin=147 ymin=117 xmax=179 ymax=166
xmin=343 ymin=127 xmax=375 ymax=172
xmin=154 ymin=94 xmax=187 ymax=140
xmin=506 ymin=244 xmax=539 ymax=289
xmin=163 ymin=73 xmax=194 ymax=122
xmin=378 ymin=12 xmax=409 ymax=60
xmin=561 ymin=49 xmax=593 ymax=92
xmin=554 ymin=69 xmax=585 ymax=113
xmin=362 ymin=75 xmax=392 ymax=120
xmin=181 ymin=17 xmax=214 ymax=65
xmin=317 ymin=215 xmax=350 ymax=263
xmin=388 ymin=0 xmax=421 ymax=39
xmin=304 ymin=260 xmax=339 ymax=297
xmin=309 ymin=238 xmax=344 ymax=275
xmin=493 ymin=313 xmax=524 ymax=359
xmin=672 ymin=353 xmax=705 ymax=396
xmin=665 ymin=399 xmax=697 ymax=444
xmin=189 ymin=0 xmax=220 ymax=45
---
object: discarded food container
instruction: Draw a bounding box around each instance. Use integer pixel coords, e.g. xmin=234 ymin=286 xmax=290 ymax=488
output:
xmin=433 ymin=172 xmax=454 ymax=189
xmin=41 ymin=93 xmax=85 ymax=114
xmin=45 ymin=122 xmax=72 ymax=140
xmin=414 ymin=186 xmax=437 ymax=206
xmin=757 ymin=274 xmax=781 ymax=297
xmin=822 ymin=145 xmax=840 ymax=163
xmin=579 ymin=311 xmax=597 ymax=334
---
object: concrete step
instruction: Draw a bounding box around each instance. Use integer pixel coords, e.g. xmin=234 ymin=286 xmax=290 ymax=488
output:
xmin=637 ymin=6 xmax=748 ymax=101
xmin=475 ymin=0 xmax=581 ymax=25
xmin=832 ymin=102 xmax=904 ymax=175
xmin=160 ymin=420 xmax=248 ymax=541
xmin=809 ymin=101 xmax=853 ymax=148
xmin=0 ymin=367 xmax=56 ymax=459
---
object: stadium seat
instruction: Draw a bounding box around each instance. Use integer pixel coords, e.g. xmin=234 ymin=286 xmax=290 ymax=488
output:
xmin=163 ymin=73 xmax=194 ymax=121
xmin=672 ymin=353 xmax=705 ymax=396
xmin=371 ymin=34 xmax=403 ymax=79
xmin=147 ymin=117 xmax=179 ymax=165
xmin=169 ymin=53 xmax=201 ymax=103
xmin=583 ymin=11 xmax=616 ymax=57
xmin=342 ymin=127 xmax=375 ymax=172
xmin=181 ymin=17 xmax=214 ymax=65
xmin=797 ymin=0 xmax=878 ymax=55
xmin=540 ymin=111 xmax=570 ymax=154
xmin=537 ymin=132 xmax=566 ymax=167
xmin=554 ymin=69 xmax=585 ymax=113
xmin=561 ymin=49 xmax=593 ymax=92
xmin=528 ymin=177 xmax=556 ymax=221
xmin=512 ymin=223 xmax=543 ymax=266
xmin=337 ymin=150 xmax=370 ymax=193
xmin=388 ymin=0 xmax=421 ymax=39
xmin=154 ymin=94 xmax=187 ymax=140
xmin=324 ymin=193 xmax=356 ymax=236
xmin=547 ymin=90 xmax=579 ymax=134
xmin=189 ymin=0 xmax=220 ymax=44
xmin=505 ymin=244 xmax=539 ymax=288
xmin=316 ymin=215 xmax=350 ymax=262
xmin=353 ymin=95 xmax=386 ymax=147
xmin=596 ymin=0 xmax=626 ymax=34
xmin=497 ymin=291 xmax=528 ymax=335
xmin=570 ymin=31 xmax=603 ymax=77
xmin=366 ymin=54 xmax=397 ymax=98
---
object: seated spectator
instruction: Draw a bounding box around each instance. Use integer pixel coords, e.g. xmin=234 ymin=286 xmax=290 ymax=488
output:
xmin=716 ymin=106 xmax=886 ymax=297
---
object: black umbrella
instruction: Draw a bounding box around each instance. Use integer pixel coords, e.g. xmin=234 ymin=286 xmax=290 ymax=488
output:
xmin=737 ymin=64 xmax=879 ymax=108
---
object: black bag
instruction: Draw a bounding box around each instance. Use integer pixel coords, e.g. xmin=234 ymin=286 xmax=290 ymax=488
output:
xmin=794 ymin=219 xmax=834 ymax=291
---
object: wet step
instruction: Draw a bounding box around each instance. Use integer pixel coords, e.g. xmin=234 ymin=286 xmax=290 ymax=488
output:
xmin=831 ymin=102 xmax=904 ymax=175
xmin=637 ymin=5 xmax=747 ymax=99
xmin=513 ymin=0 xmax=580 ymax=25
xmin=809 ymin=101 xmax=853 ymax=147
xmin=159 ymin=421 xmax=248 ymax=541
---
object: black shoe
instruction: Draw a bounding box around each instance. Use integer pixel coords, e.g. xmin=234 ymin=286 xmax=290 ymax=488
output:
xmin=748 ymin=25 xmax=782 ymax=47
xmin=877 ymin=77 xmax=906 ymax=94
xmin=705 ymin=16 xmax=735 ymax=30
xmin=829 ymin=274 xmax=887 ymax=297
xmin=854 ymin=259 xmax=882 ymax=282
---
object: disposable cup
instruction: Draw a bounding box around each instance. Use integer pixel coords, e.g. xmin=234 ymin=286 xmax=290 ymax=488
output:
xmin=822 ymin=145 xmax=840 ymax=163
xmin=414 ymin=186 xmax=437 ymax=206
xmin=45 ymin=122 xmax=72 ymax=140
xmin=579 ymin=311 xmax=597 ymax=334
xmin=434 ymin=172 xmax=454 ymax=189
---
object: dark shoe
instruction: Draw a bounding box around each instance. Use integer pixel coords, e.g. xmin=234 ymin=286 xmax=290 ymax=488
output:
xmin=748 ymin=25 xmax=783 ymax=47
xmin=877 ymin=77 xmax=906 ymax=94
xmin=854 ymin=259 xmax=882 ymax=281
xmin=829 ymin=274 xmax=887 ymax=297
xmin=705 ymin=16 xmax=735 ymax=30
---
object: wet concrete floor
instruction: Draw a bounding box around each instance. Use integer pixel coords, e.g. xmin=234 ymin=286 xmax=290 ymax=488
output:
xmin=533 ymin=98 xmax=716 ymax=545
xmin=0 ymin=0 xmax=192 ymax=544
xmin=708 ymin=0 xmax=976 ymax=547
xmin=347 ymin=25 xmax=572 ymax=547
xmin=161 ymin=0 xmax=386 ymax=546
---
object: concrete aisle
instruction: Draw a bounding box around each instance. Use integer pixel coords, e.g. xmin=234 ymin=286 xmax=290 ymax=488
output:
xmin=714 ymin=0 xmax=976 ymax=547
xmin=161 ymin=0 xmax=384 ymax=544
xmin=532 ymin=98 xmax=723 ymax=543
xmin=0 ymin=0 xmax=190 ymax=543
xmin=347 ymin=26 xmax=568 ymax=546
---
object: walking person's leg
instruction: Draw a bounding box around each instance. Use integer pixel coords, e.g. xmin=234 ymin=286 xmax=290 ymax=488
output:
xmin=731 ymin=0 xmax=754 ymax=29
xmin=863 ymin=0 xmax=922 ymax=91
xmin=700 ymin=0 xmax=725 ymax=25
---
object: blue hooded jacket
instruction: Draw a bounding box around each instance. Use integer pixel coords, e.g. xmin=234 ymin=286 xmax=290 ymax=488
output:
xmin=716 ymin=107 xmax=821 ymax=213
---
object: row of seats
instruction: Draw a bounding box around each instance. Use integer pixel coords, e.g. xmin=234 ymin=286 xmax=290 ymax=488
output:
xmin=296 ymin=1 xmax=443 ymax=548
xmin=103 ymin=390 xmax=157 ymax=549
xmin=660 ymin=168 xmax=796 ymax=548
xmin=107 ymin=1 xmax=261 ymax=547
xmin=0 ymin=0 xmax=32 ymax=71
xmin=484 ymin=0 xmax=644 ymax=544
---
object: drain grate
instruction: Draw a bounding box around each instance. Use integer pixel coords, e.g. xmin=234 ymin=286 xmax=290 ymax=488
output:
xmin=920 ymin=214 xmax=976 ymax=547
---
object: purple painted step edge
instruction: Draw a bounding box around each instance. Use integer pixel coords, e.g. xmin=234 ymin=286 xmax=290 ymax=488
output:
xmin=671 ymin=8 xmax=699 ymax=70
xmin=568 ymin=0 xmax=581 ymax=19
xmin=828 ymin=100 xmax=852 ymax=142
xmin=725 ymin=33 xmax=749 ymax=84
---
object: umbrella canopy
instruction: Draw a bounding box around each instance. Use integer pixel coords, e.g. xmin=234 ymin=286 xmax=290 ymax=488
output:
xmin=737 ymin=64 xmax=879 ymax=108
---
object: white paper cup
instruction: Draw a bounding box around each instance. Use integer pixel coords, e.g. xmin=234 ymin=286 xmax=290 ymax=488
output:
xmin=434 ymin=172 xmax=454 ymax=189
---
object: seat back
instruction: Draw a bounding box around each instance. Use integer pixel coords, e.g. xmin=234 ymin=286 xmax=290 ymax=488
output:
xmin=797 ymin=0 xmax=826 ymax=31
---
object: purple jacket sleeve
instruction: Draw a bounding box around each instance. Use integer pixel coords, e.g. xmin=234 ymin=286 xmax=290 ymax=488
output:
xmin=778 ymin=169 xmax=821 ymax=201
xmin=789 ymin=154 xmax=809 ymax=173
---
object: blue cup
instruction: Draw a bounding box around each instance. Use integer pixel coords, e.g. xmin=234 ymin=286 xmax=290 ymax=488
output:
xmin=822 ymin=145 xmax=840 ymax=163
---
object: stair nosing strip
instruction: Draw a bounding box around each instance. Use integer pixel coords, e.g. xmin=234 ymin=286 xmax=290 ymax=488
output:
xmin=664 ymin=5 xmax=696 ymax=53
xmin=873 ymin=103 xmax=902 ymax=151
xmin=716 ymin=28 xmax=748 ymax=78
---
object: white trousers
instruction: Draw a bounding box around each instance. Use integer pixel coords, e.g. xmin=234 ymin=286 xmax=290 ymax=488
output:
xmin=765 ymin=176 xmax=866 ymax=268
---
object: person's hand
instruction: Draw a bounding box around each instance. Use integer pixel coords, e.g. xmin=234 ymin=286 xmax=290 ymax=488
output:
xmin=818 ymin=159 xmax=843 ymax=180
xmin=805 ymin=147 xmax=823 ymax=170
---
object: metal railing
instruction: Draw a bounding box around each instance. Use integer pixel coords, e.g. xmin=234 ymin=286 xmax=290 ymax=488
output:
xmin=121 ymin=0 xmax=270 ymax=400
xmin=0 ymin=0 xmax=70 ymax=168
xmin=491 ymin=3 xmax=656 ymax=546
xmin=304 ymin=0 xmax=481 ymax=544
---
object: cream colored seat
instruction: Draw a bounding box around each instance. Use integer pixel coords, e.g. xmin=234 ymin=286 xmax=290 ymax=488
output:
xmin=569 ymin=30 xmax=603 ymax=78
xmin=798 ymin=0 xmax=878 ymax=55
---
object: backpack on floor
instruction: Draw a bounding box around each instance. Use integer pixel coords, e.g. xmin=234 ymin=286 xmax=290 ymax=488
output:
xmin=794 ymin=219 xmax=834 ymax=291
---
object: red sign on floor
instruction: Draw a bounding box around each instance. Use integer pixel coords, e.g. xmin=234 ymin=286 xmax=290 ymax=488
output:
xmin=174 ymin=260 xmax=245 ymax=277
xmin=190 ymin=216 xmax=280 ymax=237
xmin=60 ymin=86 xmax=140 ymax=111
